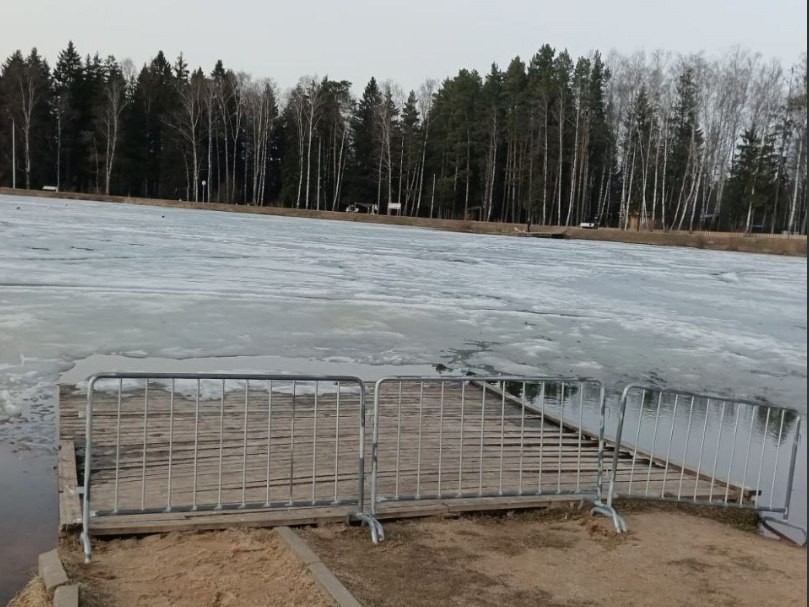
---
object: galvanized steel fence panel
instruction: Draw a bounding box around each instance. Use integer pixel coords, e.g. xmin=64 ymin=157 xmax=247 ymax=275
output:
xmin=605 ymin=384 xmax=802 ymax=515
xmin=78 ymin=373 xmax=804 ymax=558
xmin=369 ymin=376 xmax=609 ymax=514
xmin=81 ymin=372 xmax=367 ymax=561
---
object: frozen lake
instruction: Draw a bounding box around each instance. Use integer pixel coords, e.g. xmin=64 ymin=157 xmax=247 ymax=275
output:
xmin=1 ymin=195 xmax=805 ymax=432
xmin=0 ymin=194 xmax=806 ymax=599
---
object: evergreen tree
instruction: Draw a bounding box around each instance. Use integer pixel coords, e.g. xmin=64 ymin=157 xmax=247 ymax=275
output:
xmin=668 ymin=65 xmax=703 ymax=228
xmin=725 ymin=128 xmax=778 ymax=230
xmin=53 ymin=41 xmax=83 ymax=190
xmin=348 ymin=77 xmax=381 ymax=204
xmin=586 ymin=51 xmax=611 ymax=223
xmin=1 ymin=48 xmax=53 ymax=189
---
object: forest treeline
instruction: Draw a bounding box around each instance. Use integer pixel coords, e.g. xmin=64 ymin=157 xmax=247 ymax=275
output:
xmin=0 ymin=42 xmax=806 ymax=233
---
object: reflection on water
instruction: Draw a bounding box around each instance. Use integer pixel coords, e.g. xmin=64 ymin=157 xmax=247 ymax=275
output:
xmin=635 ymin=390 xmax=799 ymax=447
xmin=503 ymin=379 xmax=582 ymax=404
xmin=0 ymin=444 xmax=57 ymax=605
xmin=754 ymin=406 xmax=799 ymax=444
xmin=500 ymin=379 xmax=805 ymax=541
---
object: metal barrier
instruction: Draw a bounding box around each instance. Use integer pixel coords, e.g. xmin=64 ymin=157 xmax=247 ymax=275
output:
xmin=605 ymin=384 xmax=802 ymax=519
xmin=77 ymin=373 xmax=804 ymax=556
xmin=80 ymin=372 xmax=368 ymax=562
xmin=369 ymin=376 xmax=624 ymax=531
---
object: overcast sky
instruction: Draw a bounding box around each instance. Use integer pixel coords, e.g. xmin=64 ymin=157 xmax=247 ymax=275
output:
xmin=4 ymin=0 xmax=807 ymax=93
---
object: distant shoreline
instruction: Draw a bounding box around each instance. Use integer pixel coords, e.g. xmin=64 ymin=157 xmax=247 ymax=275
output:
xmin=2 ymin=188 xmax=805 ymax=257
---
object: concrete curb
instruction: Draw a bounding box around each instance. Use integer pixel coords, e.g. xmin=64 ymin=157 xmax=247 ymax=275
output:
xmin=276 ymin=527 xmax=363 ymax=607
xmin=38 ymin=550 xmax=68 ymax=593
xmin=53 ymin=584 xmax=79 ymax=607
xmin=37 ymin=549 xmax=78 ymax=607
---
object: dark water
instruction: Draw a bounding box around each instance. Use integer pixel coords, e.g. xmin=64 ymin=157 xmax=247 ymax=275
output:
xmin=0 ymin=444 xmax=57 ymax=605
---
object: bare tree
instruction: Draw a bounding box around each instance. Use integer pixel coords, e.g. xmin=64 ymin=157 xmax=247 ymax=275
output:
xmin=244 ymin=79 xmax=277 ymax=205
xmin=301 ymin=76 xmax=327 ymax=209
xmin=96 ymin=57 xmax=127 ymax=194
xmin=171 ymin=68 xmax=206 ymax=202
xmin=286 ymin=85 xmax=307 ymax=208
xmin=375 ymin=82 xmax=400 ymax=214
xmin=415 ymin=78 xmax=436 ymax=216
xmin=6 ymin=50 xmax=48 ymax=189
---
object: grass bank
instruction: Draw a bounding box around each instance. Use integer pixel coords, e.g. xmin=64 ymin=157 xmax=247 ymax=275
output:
xmin=2 ymin=187 xmax=805 ymax=256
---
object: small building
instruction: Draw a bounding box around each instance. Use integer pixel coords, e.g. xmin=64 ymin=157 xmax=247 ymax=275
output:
xmin=627 ymin=212 xmax=655 ymax=231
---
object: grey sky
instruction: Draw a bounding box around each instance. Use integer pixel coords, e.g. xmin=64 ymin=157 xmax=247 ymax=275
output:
xmin=4 ymin=0 xmax=807 ymax=93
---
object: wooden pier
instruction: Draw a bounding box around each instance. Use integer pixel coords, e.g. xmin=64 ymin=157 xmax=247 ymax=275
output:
xmin=57 ymin=380 xmax=752 ymax=536
xmin=522 ymin=231 xmax=566 ymax=239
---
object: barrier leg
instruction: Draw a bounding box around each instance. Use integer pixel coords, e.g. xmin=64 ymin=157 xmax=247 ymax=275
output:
xmin=352 ymin=512 xmax=385 ymax=544
xmin=591 ymin=499 xmax=628 ymax=533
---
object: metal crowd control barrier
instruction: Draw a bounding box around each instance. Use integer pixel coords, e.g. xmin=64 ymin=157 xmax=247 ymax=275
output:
xmin=605 ymin=384 xmax=802 ymax=522
xmin=369 ymin=376 xmax=624 ymax=532
xmin=80 ymin=372 xmax=368 ymax=562
xmin=78 ymin=373 xmax=804 ymax=558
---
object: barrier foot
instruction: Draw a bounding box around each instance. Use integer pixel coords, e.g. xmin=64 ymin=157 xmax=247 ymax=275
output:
xmin=80 ymin=531 xmax=92 ymax=564
xmin=591 ymin=501 xmax=627 ymax=533
xmin=759 ymin=515 xmax=807 ymax=546
xmin=352 ymin=512 xmax=385 ymax=544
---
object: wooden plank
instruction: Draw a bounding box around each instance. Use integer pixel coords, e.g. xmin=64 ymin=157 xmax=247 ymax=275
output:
xmin=57 ymin=440 xmax=82 ymax=530
xmin=89 ymin=505 xmax=356 ymax=535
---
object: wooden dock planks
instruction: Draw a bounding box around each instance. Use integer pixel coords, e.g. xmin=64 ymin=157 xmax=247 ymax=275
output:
xmin=57 ymin=440 xmax=82 ymax=530
xmin=58 ymin=379 xmax=748 ymax=534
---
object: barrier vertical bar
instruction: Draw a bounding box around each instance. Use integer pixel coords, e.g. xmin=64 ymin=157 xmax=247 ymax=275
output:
xmin=266 ymin=381 xmax=273 ymax=506
xmin=312 ymin=382 xmax=319 ymax=505
xmin=217 ymin=380 xmax=225 ymax=509
xmin=242 ymin=381 xmax=249 ymax=507
xmin=141 ymin=381 xmax=149 ymax=510
xmin=113 ymin=379 xmax=122 ymax=513
xmin=167 ymin=379 xmax=175 ymax=511
xmin=333 ymin=382 xmax=341 ymax=504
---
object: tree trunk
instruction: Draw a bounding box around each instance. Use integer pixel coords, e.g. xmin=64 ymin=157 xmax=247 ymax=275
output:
xmin=542 ymin=101 xmax=549 ymax=225
xmin=566 ymin=96 xmax=581 ymax=226
xmin=788 ymin=135 xmax=803 ymax=233
xmin=332 ymin=121 xmax=347 ymax=211
xmin=305 ymin=106 xmax=314 ymax=209
xmin=557 ymin=98 xmax=564 ymax=225
xmin=429 ymin=173 xmax=436 ymax=219
xmin=316 ymin=136 xmax=322 ymax=211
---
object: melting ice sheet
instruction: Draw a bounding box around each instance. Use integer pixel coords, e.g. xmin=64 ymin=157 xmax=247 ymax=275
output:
xmin=0 ymin=194 xmax=806 ymax=450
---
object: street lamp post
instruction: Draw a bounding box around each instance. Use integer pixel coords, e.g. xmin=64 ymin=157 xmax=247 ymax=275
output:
xmin=201 ymin=180 xmax=207 ymax=203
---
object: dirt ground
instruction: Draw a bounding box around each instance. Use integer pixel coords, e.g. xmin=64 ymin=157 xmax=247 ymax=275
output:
xmin=58 ymin=529 xmax=333 ymax=607
xmin=7 ymin=505 xmax=805 ymax=607
xmin=300 ymin=505 xmax=807 ymax=607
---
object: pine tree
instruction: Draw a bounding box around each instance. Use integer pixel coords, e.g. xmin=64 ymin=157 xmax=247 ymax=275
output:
xmin=348 ymin=77 xmax=381 ymax=204
xmin=586 ymin=51 xmax=612 ymax=224
xmin=528 ymin=45 xmax=556 ymax=224
xmin=552 ymin=51 xmax=573 ymax=225
xmin=53 ymin=41 xmax=83 ymax=190
xmin=668 ymin=66 xmax=703 ymax=229
xmin=399 ymin=89 xmax=420 ymax=214
xmin=725 ymin=128 xmax=778 ymax=230
xmin=480 ymin=64 xmax=503 ymax=221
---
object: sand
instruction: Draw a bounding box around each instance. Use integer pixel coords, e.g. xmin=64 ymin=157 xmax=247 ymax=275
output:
xmin=10 ymin=506 xmax=805 ymax=606
xmin=59 ymin=529 xmax=334 ymax=607
xmin=300 ymin=506 xmax=807 ymax=607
